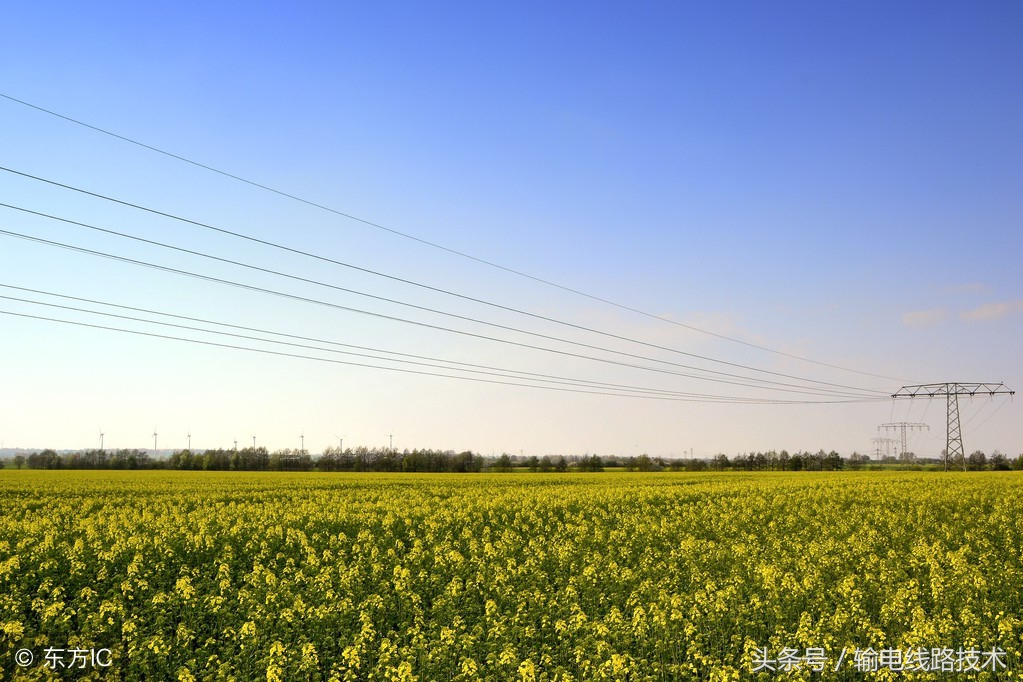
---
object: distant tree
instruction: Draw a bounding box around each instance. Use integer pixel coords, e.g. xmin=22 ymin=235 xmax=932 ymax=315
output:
xmin=317 ymin=445 xmax=345 ymax=472
xmin=374 ymin=447 xmax=401 ymax=472
xmin=990 ymin=451 xmax=1010 ymax=471
xmin=966 ymin=450 xmax=987 ymax=471
xmin=13 ymin=455 xmax=25 ymax=470
xmin=847 ymin=452 xmax=867 ymax=470
xmin=28 ymin=449 xmax=62 ymax=469
xmin=401 ymin=449 xmax=427 ymax=472
xmin=295 ymin=450 xmax=313 ymax=471
xmin=451 ymin=450 xmax=482 ymax=473
xmin=712 ymin=454 xmax=729 ymax=471
xmin=206 ymin=449 xmax=232 ymax=470
xmin=170 ymin=449 xmax=194 ymax=470
xmin=491 ymin=453 xmax=514 ymax=472
xmin=1012 ymin=454 xmax=1023 ymax=471
xmin=238 ymin=446 xmax=269 ymax=471
xmin=525 ymin=455 xmax=540 ymax=472
xmin=813 ymin=450 xmax=826 ymax=469
xmin=824 ymin=450 xmax=844 ymax=471
xmin=631 ymin=454 xmax=652 ymax=472
xmin=554 ymin=455 xmax=569 ymax=473
xmin=266 ymin=447 xmax=311 ymax=471
xmin=268 ymin=450 xmax=284 ymax=471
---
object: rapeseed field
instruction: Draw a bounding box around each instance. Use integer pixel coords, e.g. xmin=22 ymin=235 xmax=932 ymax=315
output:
xmin=1 ymin=471 xmax=1019 ymax=680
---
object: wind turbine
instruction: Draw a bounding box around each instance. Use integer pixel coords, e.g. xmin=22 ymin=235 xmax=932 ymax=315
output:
xmin=300 ymin=430 xmax=305 ymax=453
xmin=335 ymin=434 xmax=345 ymax=451
xmin=252 ymin=434 xmax=256 ymax=450
xmin=187 ymin=432 xmax=192 ymax=451
xmin=152 ymin=427 xmax=158 ymax=453
xmin=99 ymin=428 xmax=105 ymax=451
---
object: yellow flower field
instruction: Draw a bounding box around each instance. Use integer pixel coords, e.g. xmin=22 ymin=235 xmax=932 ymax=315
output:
xmin=0 ymin=471 xmax=1020 ymax=680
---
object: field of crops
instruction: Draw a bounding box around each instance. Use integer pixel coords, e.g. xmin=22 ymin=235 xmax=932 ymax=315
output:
xmin=1 ymin=471 xmax=1020 ymax=680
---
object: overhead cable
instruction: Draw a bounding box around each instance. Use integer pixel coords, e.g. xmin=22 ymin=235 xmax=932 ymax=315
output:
xmin=0 ymin=92 xmax=907 ymax=383
xmin=0 ymin=171 xmax=894 ymax=396
xmin=0 ymin=308 xmax=886 ymax=405
xmin=0 ymin=226 xmax=879 ymax=400
xmin=0 ymin=222 xmax=882 ymax=400
xmin=0 ymin=201 xmax=889 ymax=399
xmin=0 ymin=289 xmax=736 ymax=400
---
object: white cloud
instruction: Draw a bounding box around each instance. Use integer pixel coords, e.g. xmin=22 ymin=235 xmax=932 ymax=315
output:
xmin=902 ymin=309 xmax=947 ymax=327
xmin=960 ymin=300 xmax=1023 ymax=322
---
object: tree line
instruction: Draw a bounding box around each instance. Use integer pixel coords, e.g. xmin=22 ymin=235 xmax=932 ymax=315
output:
xmin=3 ymin=446 xmax=1021 ymax=472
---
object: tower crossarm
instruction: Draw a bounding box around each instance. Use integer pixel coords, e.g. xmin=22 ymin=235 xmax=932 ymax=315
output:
xmin=890 ymin=382 xmax=1015 ymax=471
xmin=892 ymin=383 xmax=1014 ymax=399
xmin=878 ymin=422 xmax=929 ymax=460
xmin=878 ymin=422 xmax=929 ymax=431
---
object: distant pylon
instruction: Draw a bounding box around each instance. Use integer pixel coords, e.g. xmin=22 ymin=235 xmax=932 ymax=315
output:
xmin=871 ymin=436 xmax=896 ymax=459
xmin=892 ymin=383 xmax=1015 ymax=470
xmin=878 ymin=422 xmax=929 ymax=461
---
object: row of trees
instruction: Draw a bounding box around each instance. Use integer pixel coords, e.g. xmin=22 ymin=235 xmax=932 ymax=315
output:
xmin=3 ymin=447 xmax=488 ymax=473
xmin=10 ymin=449 xmax=156 ymax=471
xmin=4 ymin=447 xmax=1022 ymax=472
xmin=699 ymin=449 xmax=1021 ymax=472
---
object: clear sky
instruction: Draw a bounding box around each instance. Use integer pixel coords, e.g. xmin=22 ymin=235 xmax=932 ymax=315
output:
xmin=1 ymin=2 xmax=1020 ymax=458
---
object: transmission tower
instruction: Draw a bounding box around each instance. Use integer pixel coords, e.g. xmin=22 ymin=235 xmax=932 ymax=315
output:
xmin=892 ymin=383 xmax=1015 ymax=471
xmin=871 ymin=436 xmax=896 ymax=460
xmin=878 ymin=422 xmax=929 ymax=461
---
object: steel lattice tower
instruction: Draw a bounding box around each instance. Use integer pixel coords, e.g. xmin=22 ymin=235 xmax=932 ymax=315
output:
xmin=878 ymin=422 xmax=929 ymax=460
xmin=892 ymin=383 xmax=1014 ymax=471
xmin=871 ymin=436 xmax=896 ymax=459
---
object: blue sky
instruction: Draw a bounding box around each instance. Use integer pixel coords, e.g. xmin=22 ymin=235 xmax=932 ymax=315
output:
xmin=1 ymin=2 xmax=1020 ymax=457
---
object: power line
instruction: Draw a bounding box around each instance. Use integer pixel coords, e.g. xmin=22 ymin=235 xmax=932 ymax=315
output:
xmin=969 ymin=395 xmax=1012 ymax=436
xmin=3 ymin=223 xmax=774 ymax=392
xmin=0 ymin=288 xmax=744 ymax=400
xmin=0 ymin=173 xmax=894 ymax=397
xmin=0 ymin=308 xmax=883 ymax=405
xmin=1 ymin=226 xmax=855 ymax=398
xmin=0 ymin=92 xmax=906 ymax=383
xmin=2 ymin=283 xmax=672 ymax=395
xmin=0 ymin=220 xmax=885 ymax=400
